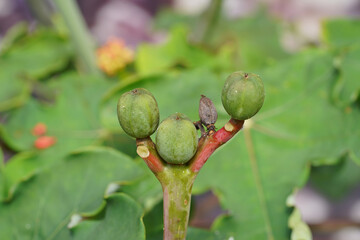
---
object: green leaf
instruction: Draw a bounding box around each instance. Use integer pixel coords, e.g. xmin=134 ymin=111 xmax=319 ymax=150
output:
xmin=323 ymin=19 xmax=360 ymax=48
xmin=0 ymin=22 xmax=28 ymax=52
xmin=0 ymin=28 xmax=72 ymax=79
xmin=0 ymin=63 xmax=31 ymax=111
xmin=210 ymin=10 xmax=288 ymax=70
xmin=287 ymin=192 xmax=313 ymax=240
xmin=153 ymin=10 xmax=198 ymax=30
xmin=322 ymin=19 xmax=360 ymax=106
xmin=332 ymin=45 xmax=360 ymax=106
xmin=0 ymin=151 xmax=39 ymax=201
xmin=310 ymin=154 xmax=360 ymax=199
xmin=0 ymin=73 xmax=113 ymax=201
xmin=0 ymin=146 xmax=3 ymax=163
xmin=0 ymin=27 xmax=72 ymax=111
xmin=0 ymin=147 xmax=144 ymax=239
xmin=288 ymin=209 xmax=312 ymax=240
xmin=135 ymin=26 xmax=229 ymax=75
xmin=1 ymin=73 xmax=106 ymax=151
xmin=0 ymin=147 xmax=4 ymax=197
xmin=192 ymin=49 xmax=358 ymax=239
xmin=120 ymin=161 xmax=162 ymax=212
xmin=72 ymin=193 xmax=145 ymax=240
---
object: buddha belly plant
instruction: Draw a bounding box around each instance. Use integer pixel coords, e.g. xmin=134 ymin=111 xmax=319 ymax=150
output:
xmin=117 ymin=71 xmax=265 ymax=240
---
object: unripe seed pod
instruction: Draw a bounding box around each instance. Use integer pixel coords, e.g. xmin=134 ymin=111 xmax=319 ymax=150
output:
xmin=117 ymin=88 xmax=159 ymax=138
xmin=221 ymin=71 xmax=265 ymax=120
xmin=156 ymin=113 xmax=197 ymax=164
xmin=199 ymin=95 xmax=217 ymax=127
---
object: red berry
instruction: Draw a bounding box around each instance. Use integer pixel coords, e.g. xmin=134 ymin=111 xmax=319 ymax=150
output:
xmin=32 ymin=123 xmax=47 ymax=136
xmin=34 ymin=136 xmax=56 ymax=149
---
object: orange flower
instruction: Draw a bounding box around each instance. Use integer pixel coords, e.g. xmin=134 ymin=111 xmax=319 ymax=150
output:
xmin=97 ymin=38 xmax=134 ymax=76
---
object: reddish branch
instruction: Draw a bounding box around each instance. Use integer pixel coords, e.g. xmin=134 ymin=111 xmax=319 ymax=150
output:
xmin=136 ymin=137 xmax=164 ymax=173
xmin=136 ymin=119 xmax=244 ymax=174
xmin=189 ymin=118 xmax=244 ymax=173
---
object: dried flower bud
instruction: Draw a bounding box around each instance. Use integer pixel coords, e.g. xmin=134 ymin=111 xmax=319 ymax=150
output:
xmin=199 ymin=95 xmax=217 ymax=127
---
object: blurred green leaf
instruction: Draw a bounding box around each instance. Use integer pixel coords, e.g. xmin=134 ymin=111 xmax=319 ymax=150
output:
xmin=209 ymin=10 xmax=288 ymax=70
xmin=323 ymin=19 xmax=360 ymax=106
xmin=154 ymin=10 xmax=198 ymax=30
xmin=72 ymin=193 xmax=145 ymax=240
xmin=120 ymin=159 xmax=162 ymax=212
xmin=135 ymin=26 xmax=231 ymax=75
xmin=1 ymin=73 xmax=109 ymax=152
xmin=288 ymin=208 xmax=312 ymax=240
xmin=0 ymin=23 xmax=28 ymax=52
xmin=0 ymin=27 xmax=72 ymax=111
xmin=0 ymin=151 xmax=38 ymax=201
xmin=323 ymin=19 xmax=360 ymax=48
xmin=0 ymin=62 xmax=32 ymax=111
xmin=332 ymin=45 xmax=360 ymax=106
xmin=0 ymin=147 xmax=144 ymax=239
xmin=287 ymin=192 xmax=313 ymax=240
xmin=310 ymin=154 xmax=360 ymax=199
xmin=0 ymin=73 xmax=112 ymax=200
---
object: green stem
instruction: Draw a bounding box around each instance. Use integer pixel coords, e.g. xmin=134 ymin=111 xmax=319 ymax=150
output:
xmin=26 ymin=0 xmax=54 ymax=26
xmin=201 ymin=0 xmax=223 ymax=43
xmin=53 ymin=0 xmax=100 ymax=75
xmin=157 ymin=166 xmax=197 ymax=240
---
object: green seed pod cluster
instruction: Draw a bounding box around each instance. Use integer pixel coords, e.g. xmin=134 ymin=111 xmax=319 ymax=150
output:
xmin=156 ymin=113 xmax=197 ymax=164
xmin=117 ymin=88 xmax=159 ymax=138
xmin=221 ymin=71 xmax=265 ymax=120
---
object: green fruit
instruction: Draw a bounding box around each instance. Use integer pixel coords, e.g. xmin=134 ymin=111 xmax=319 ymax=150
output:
xmin=221 ymin=71 xmax=265 ymax=120
xmin=117 ymin=88 xmax=159 ymax=138
xmin=156 ymin=113 xmax=197 ymax=164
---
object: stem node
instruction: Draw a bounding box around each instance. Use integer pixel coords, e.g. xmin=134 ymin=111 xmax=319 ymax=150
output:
xmin=136 ymin=145 xmax=150 ymax=158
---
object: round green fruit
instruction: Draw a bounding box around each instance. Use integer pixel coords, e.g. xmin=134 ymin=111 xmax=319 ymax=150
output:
xmin=221 ymin=71 xmax=265 ymax=120
xmin=117 ymin=88 xmax=159 ymax=138
xmin=156 ymin=113 xmax=197 ymax=164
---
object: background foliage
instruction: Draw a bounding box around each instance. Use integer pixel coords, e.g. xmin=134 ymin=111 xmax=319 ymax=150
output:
xmin=0 ymin=5 xmax=359 ymax=240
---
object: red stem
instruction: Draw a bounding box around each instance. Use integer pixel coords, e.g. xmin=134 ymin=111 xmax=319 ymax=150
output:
xmin=136 ymin=137 xmax=164 ymax=173
xmin=189 ymin=118 xmax=244 ymax=172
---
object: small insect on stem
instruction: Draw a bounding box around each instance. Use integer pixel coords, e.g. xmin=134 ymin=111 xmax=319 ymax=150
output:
xmin=193 ymin=121 xmax=206 ymax=138
xmin=199 ymin=95 xmax=217 ymax=135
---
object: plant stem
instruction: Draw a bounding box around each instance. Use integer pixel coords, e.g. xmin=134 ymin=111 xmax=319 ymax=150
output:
xmin=53 ymin=0 xmax=100 ymax=75
xmin=200 ymin=0 xmax=223 ymax=43
xmin=26 ymin=0 xmax=54 ymax=26
xmin=157 ymin=166 xmax=196 ymax=240
xmin=189 ymin=118 xmax=244 ymax=172
xmin=135 ymin=119 xmax=245 ymax=239
xmin=136 ymin=137 xmax=165 ymax=173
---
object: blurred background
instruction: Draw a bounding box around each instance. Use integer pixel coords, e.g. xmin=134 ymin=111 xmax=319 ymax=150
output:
xmin=0 ymin=1 xmax=360 ymax=240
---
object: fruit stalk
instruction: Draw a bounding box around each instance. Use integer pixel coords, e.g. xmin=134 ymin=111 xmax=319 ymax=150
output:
xmin=189 ymin=118 xmax=244 ymax=172
xmin=136 ymin=137 xmax=164 ymax=173
xmin=157 ymin=166 xmax=196 ymax=240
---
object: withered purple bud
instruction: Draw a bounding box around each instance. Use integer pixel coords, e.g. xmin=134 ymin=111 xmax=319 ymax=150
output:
xmin=199 ymin=95 xmax=217 ymax=127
